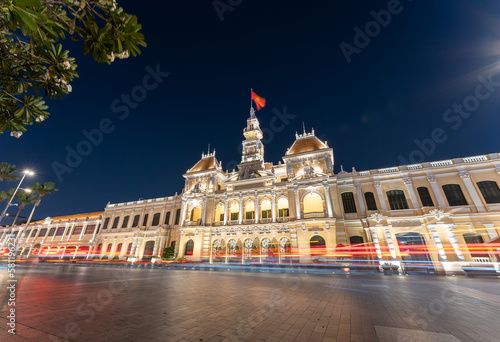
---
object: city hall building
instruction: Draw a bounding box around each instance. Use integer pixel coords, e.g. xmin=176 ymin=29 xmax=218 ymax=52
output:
xmin=2 ymin=108 xmax=500 ymax=273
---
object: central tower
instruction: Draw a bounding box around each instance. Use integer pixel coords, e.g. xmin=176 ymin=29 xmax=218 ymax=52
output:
xmin=238 ymin=107 xmax=265 ymax=179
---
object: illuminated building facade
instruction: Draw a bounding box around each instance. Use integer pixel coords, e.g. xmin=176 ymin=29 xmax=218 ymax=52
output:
xmin=1 ymin=108 xmax=500 ymax=273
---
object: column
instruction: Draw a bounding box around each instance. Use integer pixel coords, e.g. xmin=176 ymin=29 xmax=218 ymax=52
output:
xmin=355 ymin=184 xmax=366 ymax=214
xmin=158 ymin=237 xmax=165 ymax=257
xmin=368 ymin=228 xmax=382 ymax=259
xmin=374 ymin=181 xmax=387 ymax=210
xmin=271 ymin=190 xmax=276 ymax=223
xmin=427 ymin=225 xmax=447 ymax=261
xmin=444 ymin=225 xmax=465 ymax=260
xmin=134 ymin=237 xmax=142 ymax=258
xmin=254 ymin=193 xmax=259 ymax=224
xmin=79 ymin=222 xmax=88 ymax=241
xmin=238 ymin=194 xmax=243 ymax=225
xmin=152 ymin=236 xmax=159 ymax=256
xmin=294 ymin=187 xmax=301 ymax=220
xmin=223 ymin=197 xmax=229 ymax=225
xmin=66 ymin=223 xmax=75 ymax=241
xmin=201 ymin=197 xmax=207 ymax=226
xmin=460 ymin=172 xmax=486 ymax=212
xmin=427 ymin=175 xmax=446 ymax=207
xmin=91 ymin=222 xmax=99 ymax=243
xmin=180 ymin=202 xmax=187 ymax=227
xmin=323 ymin=183 xmax=333 ymax=218
xmin=382 ymin=227 xmax=397 ymax=259
xmin=403 ymin=178 xmax=419 ymax=209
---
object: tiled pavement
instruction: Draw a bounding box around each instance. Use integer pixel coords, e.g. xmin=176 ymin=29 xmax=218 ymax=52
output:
xmin=0 ymin=265 xmax=499 ymax=341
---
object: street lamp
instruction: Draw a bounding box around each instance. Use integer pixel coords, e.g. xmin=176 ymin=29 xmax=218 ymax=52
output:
xmin=0 ymin=170 xmax=35 ymax=222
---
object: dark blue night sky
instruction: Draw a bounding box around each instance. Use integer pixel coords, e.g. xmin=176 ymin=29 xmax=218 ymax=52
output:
xmin=2 ymin=0 xmax=500 ymax=219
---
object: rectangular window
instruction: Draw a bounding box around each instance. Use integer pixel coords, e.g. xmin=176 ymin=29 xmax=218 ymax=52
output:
xmin=152 ymin=213 xmax=161 ymax=226
xmin=39 ymin=228 xmax=48 ymax=238
xmin=442 ymin=184 xmax=467 ymax=206
xmin=132 ymin=215 xmax=140 ymax=227
xmin=387 ymin=190 xmax=409 ymax=210
xmin=55 ymin=227 xmax=65 ymax=236
xmin=261 ymin=210 xmax=272 ymax=219
xmin=341 ymin=192 xmax=357 ymax=214
xmin=112 ymin=216 xmax=120 ymax=229
xmin=417 ymin=187 xmax=434 ymax=207
xmin=164 ymin=212 xmax=171 ymax=225
xmin=85 ymin=225 xmax=96 ymax=235
xmin=245 ymin=211 xmax=255 ymax=220
xmin=121 ymin=216 xmax=129 ymax=228
xmin=174 ymin=209 xmax=181 ymax=225
xmin=102 ymin=217 xmax=110 ymax=230
xmin=48 ymin=227 xmax=56 ymax=237
xmin=477 ymin=181 xmax=500 ymax=204
xmin=364 ymin=192 xmax=378 ymax=211
xmin=72 ymin=226 xmax=83 ymax=237
xmin=278 ymin=208 xmax=289 ymax=217
xmin=219 ymin=213 xmax=224 ymax=221
xmin=230 ymin=212 xmax=239 ymax=221
xmin=142 ymin=214 xmax=149 ymax=226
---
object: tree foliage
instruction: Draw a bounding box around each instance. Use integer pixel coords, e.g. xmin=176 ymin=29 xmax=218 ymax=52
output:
xmin=0 ymin=0 xmax=146 ymax=137
xmin=0 ymin=162 xmax=18 ymax=181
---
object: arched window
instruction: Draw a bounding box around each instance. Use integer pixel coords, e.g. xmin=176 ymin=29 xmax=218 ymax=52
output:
xmin=96 ymin=243 xmax=102 ymax=254
xmin=477 ymin=181 xmax=500 ymax=204
xmin=364 ymin=192 xmax=377 ymax=211
xmin=142 ymin=213 xmax=149 ymax=226
xmin=164 ymin=211 xmax=171 ymax=225
xmin=230 ymin=202 xmax=239 ymax=221
xmin=116 ymin=243 xmax=122 ymax=254
xmin=143 ymin=241 xmax=155 ymax=259
xmin=190 ymin=206 xmax=202 ymax=222
xmin=151 ymin=213 xmax=161 ymax=226
xmin=417 ymin=187 xmax=434 ymax=207
xmin=106 ymin=244 xmax=112 ymax=255
xmin=310 ymin=235 xmax=326 ymax=257
xmin=112 ymin=216 xmax=120 ymax=229
xmin=126 ymin=243 xmax=133 ymax=256
xmin=277 ymin=198 xmax=289 ymax=217
xmin=463 ymin=233 xmax=489 ymax=258
xmin=121 ymin=216 xmax=129 ymax=228
xmin=214 ymin=204 xmax=225 ymax=222
xmin=303 ymin=193 xmax=323 ymax=214
xmin=396 ymin=232 xmax=430 ymax=262
xmin=261 ymin=199 xmax=272 ymax=219
xmin=185 ymin=240 xmax=194 ymax=256
xmin=102 ymin=217 xmax=110 ymax=230
xmin=245 ymin=201 xmax=255 ymax=220
xmin=341 ymin=192 xmax=357 ymax=214
xmin=132 ymin=215 xmax=140 ymax=227
xmin=170 ymin=241 xmax=176 ymax=249
xmin=349 ymin=236 xmax=364 ymax=245
xmin=442 ymin=184 xmax=467 ymax=206
xmin=386 ymin=190 xmax=409 ymax=210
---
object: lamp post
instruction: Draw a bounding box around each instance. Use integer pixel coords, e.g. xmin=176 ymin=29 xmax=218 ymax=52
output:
xmin=0 ymin=170 xmax=34 ymax=222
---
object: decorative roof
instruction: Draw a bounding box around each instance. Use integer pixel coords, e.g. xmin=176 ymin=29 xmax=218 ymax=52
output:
xmin=187 ymin=150 xmax=220 ymax=173
xmin=30 ymin=211 xmax=104 ymax=225
xmin=286 ymin=130 xmax=328 ymax=155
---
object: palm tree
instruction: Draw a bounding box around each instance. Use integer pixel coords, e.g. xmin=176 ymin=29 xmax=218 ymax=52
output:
xmin=20 ymin=182 xmax=58 ymax=237
xmin=0 ymin=188 xmax=16 ymax=219
xmin=0 ymin=162 xmax=18 ymax=182
xmin=11 ymin=191 xmax=38 ymax=226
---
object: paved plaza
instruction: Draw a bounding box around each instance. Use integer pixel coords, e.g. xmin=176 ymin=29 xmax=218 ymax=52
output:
xmin=0 ymin=265 xmax=499 ymax=342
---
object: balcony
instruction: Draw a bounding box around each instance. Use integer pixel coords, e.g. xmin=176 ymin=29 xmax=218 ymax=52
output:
xmin=243 ymin=219 xmax=255 ymax=225
xmin=302 ymin=212 xmax=325 ymax=219
xmin=212 ymin=221 xmax=223 ymax=226
xmin=276 ymin=217 xmax=290 ymax=223
xmin=185 ymin=220 xmax=201 ymax=226
xmin=228 ymin=220 xmax=239 ymax=225
xmin=261 ymin=218 xmax=273 ymax=224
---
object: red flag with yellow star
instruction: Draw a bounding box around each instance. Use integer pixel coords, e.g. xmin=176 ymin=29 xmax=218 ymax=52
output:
xmin=251 ymin=90 xmax=266 ymax=110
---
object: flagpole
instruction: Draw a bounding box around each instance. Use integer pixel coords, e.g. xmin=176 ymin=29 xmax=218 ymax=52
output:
xmin=250 ymin=88 xmax=253 ymax=110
